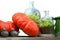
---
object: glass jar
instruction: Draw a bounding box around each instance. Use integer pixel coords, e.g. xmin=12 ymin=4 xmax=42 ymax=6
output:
xmin=24 ymin=1 xmax=41 ymax=19
xmin=42 ymin=11 xmax=52 ymax=22
xmin=41 ymin=10 xmax=53 ymax=26
xmin=40 ymin=10 xmax=54 ymax=34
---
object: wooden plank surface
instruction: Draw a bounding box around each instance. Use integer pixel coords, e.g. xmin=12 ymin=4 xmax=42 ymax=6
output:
xmin=0 ymin=37 xmax=59 ymax=40
xmin=0 ymin=34 xmax=59 ymax=40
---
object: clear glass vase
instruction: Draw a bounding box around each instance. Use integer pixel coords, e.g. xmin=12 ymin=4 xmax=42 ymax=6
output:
xmin=41 ymin=10 xmax=54 ymax=26
xmin=24 ymin=1 xmax=41 ymax=19
xmin=40 ymin=10 xmax=54 ymax=34
xmin=42 ymin=11 xmax=53 ymax=22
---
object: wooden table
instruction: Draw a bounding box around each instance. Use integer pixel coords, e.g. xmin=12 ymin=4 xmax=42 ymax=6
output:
xmin=0 ymin=37 xmax=60 ymax=40
xmin=0 ymin=34 xmax=60 ymax=40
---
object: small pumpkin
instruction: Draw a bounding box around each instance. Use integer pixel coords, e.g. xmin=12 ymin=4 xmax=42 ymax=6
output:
xmin=6 ymin=21 xmax=19 ymax=32
xmin=0 ymin=20 xmax=19 ymax=33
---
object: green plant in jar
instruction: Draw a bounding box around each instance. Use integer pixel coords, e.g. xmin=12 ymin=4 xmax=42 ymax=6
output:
xmin=40 ymin=19 xmax=54 ymax=27
xmin=40 ymin=10 xmax=54 ymax=34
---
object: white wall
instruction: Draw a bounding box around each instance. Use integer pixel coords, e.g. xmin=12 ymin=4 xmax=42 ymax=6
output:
xmin=0 ymin=0 xmax=60 ymax=36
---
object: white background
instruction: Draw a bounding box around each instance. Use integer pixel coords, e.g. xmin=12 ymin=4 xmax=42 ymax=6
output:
xmin=0 ymin=0 xmax=60 ymax=36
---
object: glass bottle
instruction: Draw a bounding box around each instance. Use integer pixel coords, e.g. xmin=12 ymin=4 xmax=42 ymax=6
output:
xmin=24 ymin=1 xmax=41 ymax=19
xmin=41 ymin=10 xmax=54 ymax=34
xmin=42 ymin=11 xmax=52 ymax=22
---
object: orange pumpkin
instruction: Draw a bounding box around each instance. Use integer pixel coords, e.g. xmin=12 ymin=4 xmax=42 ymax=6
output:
xmin=12 ymin=12 xmax=39 ymax=36
xmin=0 ymin=20 xmax=19 ymax=32
xmin=6 ymin=21 xmax=19 ymax=32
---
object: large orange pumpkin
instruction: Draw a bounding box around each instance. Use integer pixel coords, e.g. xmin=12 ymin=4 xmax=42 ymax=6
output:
xmin=12 ymin=12 xmax=39 ymax=36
